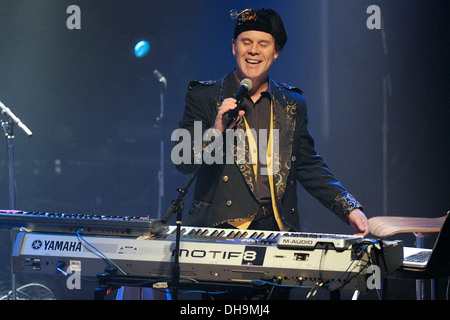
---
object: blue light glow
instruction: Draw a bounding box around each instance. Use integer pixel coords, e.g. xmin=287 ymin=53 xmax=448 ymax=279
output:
xmin=134 ymin=40 xmax=150 ymax=58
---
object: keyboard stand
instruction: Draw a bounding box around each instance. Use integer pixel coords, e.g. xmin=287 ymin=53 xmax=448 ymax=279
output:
xmin=95 ymin=267 xmax=280 ymax=300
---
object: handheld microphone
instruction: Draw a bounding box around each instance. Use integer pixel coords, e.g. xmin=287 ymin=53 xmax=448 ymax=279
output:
xmin=223 ymin=78 xmax=253 ymax=124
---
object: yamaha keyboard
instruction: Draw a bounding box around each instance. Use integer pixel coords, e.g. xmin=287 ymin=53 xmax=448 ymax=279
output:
xmin=0 ymin=210 xmax=164 ymax=237
xmin=11 ymin=224 xmax=404 ymax=292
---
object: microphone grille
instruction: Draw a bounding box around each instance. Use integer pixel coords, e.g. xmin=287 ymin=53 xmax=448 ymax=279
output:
xmin=240 ymin=78 xmax=253 ymax=90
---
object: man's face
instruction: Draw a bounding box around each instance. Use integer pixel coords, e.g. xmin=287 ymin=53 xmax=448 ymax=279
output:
xmin=232 ymin=30 xmax=279 ymax=83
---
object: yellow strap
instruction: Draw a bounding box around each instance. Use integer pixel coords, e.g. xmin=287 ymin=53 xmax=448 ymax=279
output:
xmin=228 ymin=217 xmax=254 ymax=229
xmin=243 ymin=117 xmax=258 ymax=180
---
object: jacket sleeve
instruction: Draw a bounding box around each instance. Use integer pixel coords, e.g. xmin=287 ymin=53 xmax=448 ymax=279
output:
xmin=293 ymin=98 xmax=363 ymax=223
xmin=173 ymin=81 xmax=219 ymax=174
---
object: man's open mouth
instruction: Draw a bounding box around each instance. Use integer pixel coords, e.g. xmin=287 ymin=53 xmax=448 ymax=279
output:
xmin=246 ymin=59 xmax=261 ymax=65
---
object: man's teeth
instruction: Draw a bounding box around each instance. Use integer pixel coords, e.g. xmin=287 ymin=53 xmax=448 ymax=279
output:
xmin=246 ymin=60 xmax=260 ymax=64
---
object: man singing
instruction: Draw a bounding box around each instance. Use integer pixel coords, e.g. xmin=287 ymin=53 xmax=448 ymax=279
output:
xmin=174 ymin=8 xmax=369 ymax=236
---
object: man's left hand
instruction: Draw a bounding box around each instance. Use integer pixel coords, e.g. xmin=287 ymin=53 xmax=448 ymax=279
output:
xmin=348 ymin=209 xmax=369 ymax=236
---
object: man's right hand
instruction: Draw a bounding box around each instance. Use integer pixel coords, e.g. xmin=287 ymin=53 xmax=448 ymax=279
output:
xmin=214 ymin=97 xmax=245 ymax=131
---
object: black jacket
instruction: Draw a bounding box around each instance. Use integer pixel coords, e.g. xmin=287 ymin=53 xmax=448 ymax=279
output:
xmin=174 ymin=71 xmax=362 ymax=231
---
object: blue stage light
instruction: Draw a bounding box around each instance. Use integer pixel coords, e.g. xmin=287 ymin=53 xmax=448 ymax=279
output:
xmin=134 ymin=40 xmax=150 ymax=58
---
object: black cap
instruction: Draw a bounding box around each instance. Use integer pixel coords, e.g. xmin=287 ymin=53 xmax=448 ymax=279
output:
xmin=232 ymin=8 xmax=287 ymax=51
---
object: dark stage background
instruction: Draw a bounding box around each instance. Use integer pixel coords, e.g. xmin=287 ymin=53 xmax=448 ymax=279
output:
xmin=0 ymin=0 xmax=448 ymax=300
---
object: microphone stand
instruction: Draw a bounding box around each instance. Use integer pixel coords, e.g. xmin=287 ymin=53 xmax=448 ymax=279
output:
xmin=0 ymin=101 xmax=32 ymax=209
xmin=153 ymin=70 xmax=167 ymax=220
xmin=1 ymin=119 xmax=16 ymax=211
xmin=161 ymin=110 xmax=238 ymax=300
xmin=161 ymin=165 xmax=201 ymax=300
xmin=1 ymin=118 xmax=17 ymax=301
xmin=0 ymin=101 xmax=33 ymax=300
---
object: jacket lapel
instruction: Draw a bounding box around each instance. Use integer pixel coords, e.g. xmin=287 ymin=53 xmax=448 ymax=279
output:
xmin=271 ymin=81 xmax=298 ymax=202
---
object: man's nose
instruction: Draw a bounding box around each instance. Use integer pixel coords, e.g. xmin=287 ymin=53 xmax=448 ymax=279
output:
xmin=248 ymin=43 xmax=260 ymax=55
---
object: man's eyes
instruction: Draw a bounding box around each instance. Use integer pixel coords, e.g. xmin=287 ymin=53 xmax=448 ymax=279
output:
xmin=242 ymin=41 xmax=269 ymax=47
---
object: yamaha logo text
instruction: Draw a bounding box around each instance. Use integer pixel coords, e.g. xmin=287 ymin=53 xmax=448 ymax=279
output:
xmin=32 ymin=240 xmax=82 ymax=252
